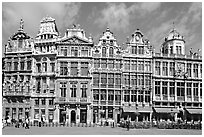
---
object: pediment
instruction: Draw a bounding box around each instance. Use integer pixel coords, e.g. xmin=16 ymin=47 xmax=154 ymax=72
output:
xmin=60 ymin=35 xmax=91 ymax=44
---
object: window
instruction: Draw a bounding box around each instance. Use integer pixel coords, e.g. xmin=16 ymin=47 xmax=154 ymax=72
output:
xmin=14 ymin=62 xmax=18 ymax=70
xmin=162 ymin=82 xmax=168 ymax=95
xmin=50 ymin=63 xmax=55 ymax=72
xmin=42 ymin=62 xmax=47 ymax=72
xmin=60 ymin=82 xmax=66 ymax=97
xmin=177 ymin=82 xmax=185 ymax=96
xmin=138 ymin=61 xmax=144 ymax=71
xmin=170 ymin=46 xmax=173 ymax=54
xmin=101 ymin=59 xmax=107 ymax=68
xmin=145 ymin=91 xmax=150 ymax=103
xmin=109 ymin=47 xmax=114 ymax=57
xmin=71 ymin=47 xmax=78 ymax=57
xmin=155 ymin=61 xmax=161 ymax=75
xmin=115 ymin=60 xmax=121 ymax=69
xmin=162 ymin=62 xmax=168 ymax=76
xmin=131 ymin=60 xmax=137 ymax=70
xmin=124 ymin=74 xmax=130 ymax=85
xmin=27 ymin=61 xmax=31 ymax=70
xmin=102 ymin=47 xmax=106 ymax=57
xmin=81 ymin=85 xmax=87 ymax=98
xmin=193 ymin=83 xmax=198 ymax=97
xmin=60 ymin=62 xmax=68 ymax=75
xmin=50 ymin=77 xmax=55 ymax=92
xmin=170 ymin=62 xmax=175 ymax=76
xmin=18 ymin=108 xmax=23 ymax=119
xmin=155 ymin=81 xmax=160 ymax=95
xmin=108 ymin=74 xmax=114 ymax=87
xmin=71 ymin=85 xmax=77 ymax=97
xmin=108 ymin=60 xmax=114 ymax=69
xmin=94 ymin=59 xmax=100 ymax=68
xmin=138 ymin=90 xmax=143 ymax=102
xmin=101 ymin=73 xmax=107 ymax=85
xmin=42 ymin=77 xmax=47 ymax=93
xmin=35 ymin=99 xmax=39 ymax=105
xmin=34 ymin=109 xmax=39 ymax=119
xmin=138 ymin=46 xmax=144 ymax=54
xmin=124 ymin=90 xmax=130 ymax=102
xmin=132 ymin=46 xmax=137 ymax=54
xmin=124 ymin=60 xmax=130 ymax=70
xmin=93 ymin=73 xmax=99 ymax=86
xmin=169 ymin=82 xmax=175 ymax=96
xmin=61 ymin=46 xmax=67 ymax=56
xmin=108 ymin=90 xmax=114 ymax=101
xmin=187 ymin=63 xmax=192 ymax=77
xmin=131 ymin=90 xmax=137 ymax=102
xmin=137 ymin=75 xmax=144 ymax=86
xmin=145 ymin=76 xmax=151 ymax=86
xmin=36 ymin=63 xmax=41 ymax=73
xmin=49 ymin=99 xmax=54 ymax=105
xmin=131 ymin=75 xmax=137 ymax=86
xmin=36 ymin=78 xmax=41 ymax=93
xmin=81 ymin=47 xmax=88 ymax=57
xmin=187 ymin=83 xmax=192 ymax=96
xmin=176 ymin=46 xmax=182 ymax=54
xmin=93 ymin=90 xmax=99 ymax=100
xmin=115 ymin=90 xmax=121 ymax=101
xmin=200 ymin=83 xmax=202 ymax=97
xmin=101 ymin=90 xmax=106 ymax=100
xmin=81 ymin=62 xmax=89 ymax=76
xmin=200 ymin=64 xmax=202 ymax=78
xmin=115 ymin=74 xmax=121 ymax=85
xmin=20 ymin=61 xmax=24 ymax=70
xmin=145 ymin=61 xmax=151 ymax=72
xmin=7 ymin=62 xmax=11 ymax=71
xmin=71 ymin=62 xmax=78 ymax=76
xmin=193 ymin=64 xmax=198 ymax=78
xmin=41 ymin=98 xmax=46 ymax=105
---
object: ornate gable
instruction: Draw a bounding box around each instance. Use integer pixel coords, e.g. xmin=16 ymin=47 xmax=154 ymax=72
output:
xmin=59 ymin=35 xmax=92 ymax=44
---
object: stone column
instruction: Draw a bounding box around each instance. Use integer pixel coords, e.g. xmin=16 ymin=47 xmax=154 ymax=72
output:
xmin=54 ymin=104 xmax=59 ymax=123
xmin=106 ymin=106 xmax=108 ymax=119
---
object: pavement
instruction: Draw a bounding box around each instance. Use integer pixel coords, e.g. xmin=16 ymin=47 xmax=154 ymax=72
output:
xmin=2 ymin=126 xmax=202 ymax=135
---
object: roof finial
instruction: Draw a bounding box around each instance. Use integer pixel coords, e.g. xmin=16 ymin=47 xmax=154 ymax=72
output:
xmin=172 ymin=21 xmax=175 ymax=31
xmin=19 ymin=18 xmax=24 ymax=31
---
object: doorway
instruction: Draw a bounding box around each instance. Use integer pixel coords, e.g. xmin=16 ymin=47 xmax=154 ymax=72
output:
xmin=80 ymin=109 xmax=87 ymax=123
xmin=59 ymin=109 xmax=66 ymax=123
xmin=71 ymin=110 xmax=76 ymax=123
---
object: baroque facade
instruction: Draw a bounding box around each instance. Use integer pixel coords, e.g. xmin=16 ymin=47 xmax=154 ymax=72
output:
xmin=2 ymin=17 xmax=202 ymax=125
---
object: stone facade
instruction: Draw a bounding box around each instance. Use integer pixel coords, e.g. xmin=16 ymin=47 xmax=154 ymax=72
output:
xmin=2 ymin=17 xmax=202 ymax=125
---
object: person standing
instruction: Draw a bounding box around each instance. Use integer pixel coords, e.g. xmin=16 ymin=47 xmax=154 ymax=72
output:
xmin=25 ymin=118 xmax=29 ymax=129
xmin=126 ymin=116 xmax=130 ymax=131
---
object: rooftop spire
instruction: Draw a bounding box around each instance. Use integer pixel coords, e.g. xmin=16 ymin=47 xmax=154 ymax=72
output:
xmin=19 ymin=19 xmax=24 ymax=31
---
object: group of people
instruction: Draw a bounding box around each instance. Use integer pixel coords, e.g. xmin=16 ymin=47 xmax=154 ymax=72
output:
xmin=2 ymin=116 xmax=30 ymax=129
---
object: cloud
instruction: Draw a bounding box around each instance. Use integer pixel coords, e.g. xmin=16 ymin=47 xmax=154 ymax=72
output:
xmin=94 ymin=2 xmax=161 ymax=32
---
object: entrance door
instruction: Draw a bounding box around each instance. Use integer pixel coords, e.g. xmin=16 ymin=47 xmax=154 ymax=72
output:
xmin=71 ymin=110 xmax=76 ymax=123
xmin=80 ymin=109 xmax=87 ymax=123
xmin=60 ymin=109 xmax=66 ymax=123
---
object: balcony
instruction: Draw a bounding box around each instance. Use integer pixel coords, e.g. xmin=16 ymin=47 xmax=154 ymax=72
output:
xmin=3 ymin=91 xmax=24 ymax=96
xmin=177 ymin=96 xmax=184 ymax=101
xmin=56 ymin=97 xmax=67 ymax=103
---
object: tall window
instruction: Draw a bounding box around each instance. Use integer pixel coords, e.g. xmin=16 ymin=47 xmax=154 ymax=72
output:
xmin=124 ymin=60 xmax=130 ymax=70
xmin=170 ymin=46 xmax=173 ymax=54
xmin=81 ymin=62 xmax=89 ymax=76
xmin=131 ymin=90 xmax=137 ymax=102
xmin=50 ymin=63 xmax=55 ymax=72
xmin=7 ymin=62 xmax=11 ymax=71
xmin=36 ymin=78 xmax=41 ymax=93
xmin=162 ymin=62 xmax=168 ymax=76
xmin=115 ymin=60 xmax=121 ymax=69
xmin=193 ymin=83 xmax=198 ymax=97
xmin=131 ymin=60 xmax=137 ymax=70
xmin=50 ymin=77 xmax=55 ymax=91
xmin=124 ymin=90 xmax=130 ymax=102
xmin=138 ymin=90 xmax=143 ymax=102
xmin=115 ymin=74 xmax=121 ymax=86
xmin=102 ymin=47 xmax=106 ymax=57
xmin=176 ymin=46 xmax=182 ymax=54
xmin=115 ymin=90 xmax=121 ymax=101
xmin=145 ymin=91 xmax=150 ymax=102
xmin=49 ymin=99 xmax=54 ymax=105
xmin=145 ymin=61 xmax=151 ymax=72
xmin=60 ymin=62 xmax=68 ymax=75
xmin=108 ymin=74 xmax=114 ymax=87
xmin=35 ymin=99 xmax=39 ymax=105
xmin=170 ymin=62 xmax=175 ymax=76
xmin=132 ymin=46 xmax=137 ymax=54
xmin=138 ymin=61 xmax=144 ymax=71
xmin=155 ymin=81 xmax=160 ymax=95
xmin=131 ymin=75 xmax=137 ymax=86
xmin=71 ymin=85 xmax=77 ymax=97
xmin=177 ymin=82 xmax=185 ymax=96
xmin=155 ymin=61 xmax=160 ymax=75
xmin=42 ymin=62 xmax=47 ymax=72
xmin=169 ymin=82 xmax=175 ymax=96
xmin=14 ymin=62 xmax=18 ymax=70
xmin=137 ymin=75 xmax=144 ymax=86
xmin=81 ymin=85 xmax=87 ymax=98
xmin=81 ymin=47 xmax=88 ymax=57
xmin=94 ymin=59 xmax=100 ymax=68
xmin=108 ymin=60 xmax=114 ymax=69
xmin=36 ymin=63 xmax=41 ymax=73
xmin=193 ymin=64 xmax=198 ymax=78
xmin=101 ymin=59 xmax=107 ymax=68
xmin=41 ymin=98 xmax=46 ymax=105
xmin=108 ymin=90 xmax=114 ymax=101
xmin=200 ymin=64 xmax=202 ymax=78
xmin=187 ymin=83 xmax=192 ymax=96
xmin=71 ymin=47 xmax=78 ymax=57
xmin=93 ymin=90 xmax=99 ymax=100
xmin=61 ymin=46 xmax=67 ymax=56
xmin=138 ymin=46 xmax=144 ymax=54
xmin=162 ymin=82 xmax=168 ymax=95
xmin=124 ymin=74 xmax=130 ymax=85
xmin=101 ymin=73 xmax=107 ymax=85
xmin=145 ymin=76 xmax=150 ymax=86
xmin=60 ymin=82 xmax=66 ymax=97
xmin=93 ymin=73 xmax=99 ymax=86
xmin=20 ymin=61 xmax=24 ymax=70
xmin=187 ymin=63 xmax=192 ymax=77
xmin=71 ymin=62 xmax=78 ymax=76
xmin=200 ymin=83 xmax=202 ymax=97
xmin=101 ymin=90 xmax=106 ymax=100
xmin=27 ymin=61 xmax=31 ymax=70
xmin=109 ymin=47 xmax=114 ymax=57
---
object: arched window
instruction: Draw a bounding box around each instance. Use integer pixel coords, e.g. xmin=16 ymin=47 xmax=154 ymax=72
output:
xmin=71 ymin=85 xmax=77 ymax=97
xmin=109 ymin=47 xmax=114 ymax=57
xmin=102 ymin=47 xmax=106 ymax=57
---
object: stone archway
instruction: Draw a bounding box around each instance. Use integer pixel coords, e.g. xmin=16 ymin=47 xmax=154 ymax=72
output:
xmin=71 ymin=110 xmax=76 ymax=123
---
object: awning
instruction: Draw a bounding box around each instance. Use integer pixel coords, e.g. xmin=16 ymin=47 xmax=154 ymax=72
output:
xmin=154 ymin=108 xmax=179 ymax=113
xmin=186 ymin=108 xmax=202 ymax=114
xmin=137 ymin=106 xmax=152 ymax=113
xmin=123 ymin=106 xmax=136 ymax=112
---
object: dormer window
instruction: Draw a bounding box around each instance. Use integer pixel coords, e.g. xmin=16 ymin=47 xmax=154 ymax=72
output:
xmin=103 ymin=40 xmax=106 ymax=44
xmin=102 ymin=47 xmax=106 ymax=57
xmin=109 ymin=47 xmax=114 ymax=57
xmin=110 ymin=40 xmax=113 ymax=45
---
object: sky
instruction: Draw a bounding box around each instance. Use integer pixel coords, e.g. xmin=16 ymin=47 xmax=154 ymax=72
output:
xmin=2 ymin=2 xmax=202 ymax=54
